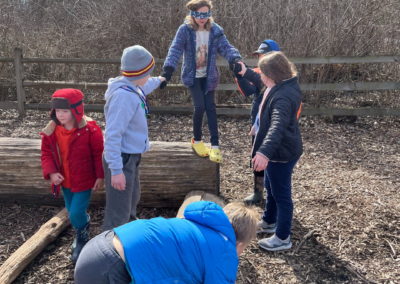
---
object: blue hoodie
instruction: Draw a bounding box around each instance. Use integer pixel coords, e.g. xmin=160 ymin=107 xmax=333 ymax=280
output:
xmin=114 ymin=201 xmax=238 ymax=284
xmin=104 ymin=76 xmax=161 ymax=175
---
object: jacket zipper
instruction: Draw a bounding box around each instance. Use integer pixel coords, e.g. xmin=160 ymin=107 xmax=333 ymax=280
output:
xmin=49 ymin=142 xmax=60 ymax=197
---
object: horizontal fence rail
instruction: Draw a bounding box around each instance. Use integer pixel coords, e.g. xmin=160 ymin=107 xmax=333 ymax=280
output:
xmin=1 ymin=102 xmax=399 ymax=117
xmin=2 ymin=55 xmax=399 ymax=65
xmin=0 ymin=48 xmax=399 ymax=116
xmin=1 ymin=81 xmax=399 ymax=92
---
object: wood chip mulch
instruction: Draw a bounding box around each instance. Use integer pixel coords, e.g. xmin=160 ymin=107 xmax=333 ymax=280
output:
xmin=0 ymin=109 xmax=399 ymax=283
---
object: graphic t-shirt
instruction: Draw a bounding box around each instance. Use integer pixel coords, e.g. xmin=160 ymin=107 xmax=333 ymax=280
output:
xmin=195 ymin=30 xmax=210 ymax=78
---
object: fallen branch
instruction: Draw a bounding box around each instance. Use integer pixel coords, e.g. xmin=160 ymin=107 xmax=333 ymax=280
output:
xmin=345 ymin=265 xmax=379 ymax=284
xmin=0 ymin=208 xmax=70 ymax=284
xmin=339 ymin=238 xmax=348 ymax=252
xmin=293 ymin=229 xmax=316 ymax=255
xmin=384 ymin=239 xmax=397 ymax=257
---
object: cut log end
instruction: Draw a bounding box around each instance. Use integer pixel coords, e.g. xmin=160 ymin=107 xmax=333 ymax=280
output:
xmin=176 ymin=190 xmax=225 ymax=219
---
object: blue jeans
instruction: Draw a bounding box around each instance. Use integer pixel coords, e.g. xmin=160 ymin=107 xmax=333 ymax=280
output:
xmin=262 ymin=159 xmax=299 ymax=240
xmin=62 ymin=187 xmax=92 ymax=229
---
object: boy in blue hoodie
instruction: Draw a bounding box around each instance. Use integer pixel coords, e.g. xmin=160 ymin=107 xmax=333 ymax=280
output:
xmin=102 ymin=46 xmax=166 ymax=231
xmin=75 ymin=201 xmax=258 ymax=284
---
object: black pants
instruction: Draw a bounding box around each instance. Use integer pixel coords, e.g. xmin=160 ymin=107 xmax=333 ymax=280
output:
xmin=189 ymin=78 xmax=219 ymax=146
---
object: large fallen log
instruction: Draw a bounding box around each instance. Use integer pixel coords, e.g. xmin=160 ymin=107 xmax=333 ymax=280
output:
xmin=0 ymin=138 xmax=220 ymax=207
xmin=0 ymin=208 xmax=70 ymax=284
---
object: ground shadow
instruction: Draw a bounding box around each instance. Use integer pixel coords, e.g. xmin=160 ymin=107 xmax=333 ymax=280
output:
xmin=250 ymin=217 xmax=375 ymax=283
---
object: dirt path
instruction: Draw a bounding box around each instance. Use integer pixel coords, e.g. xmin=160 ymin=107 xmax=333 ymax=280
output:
xmin=0 ymin=109 xmax=399 ymax=283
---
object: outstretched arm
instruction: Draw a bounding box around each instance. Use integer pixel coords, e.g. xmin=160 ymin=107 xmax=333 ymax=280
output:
xmin=242 ymin=67 xmax=264 ymax=90
xmin=235 ymin=75 xmax=257 ymax=97
xmin=217 ymin=35 xmax=241 ymax=63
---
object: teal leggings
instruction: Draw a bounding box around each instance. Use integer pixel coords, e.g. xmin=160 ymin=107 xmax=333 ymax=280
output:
xmin=62 ymin=187 xmax=92 ymax=229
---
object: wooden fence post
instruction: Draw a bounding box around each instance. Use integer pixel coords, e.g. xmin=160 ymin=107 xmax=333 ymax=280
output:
xmin=14 ymin=48 xmax=26 ymax=117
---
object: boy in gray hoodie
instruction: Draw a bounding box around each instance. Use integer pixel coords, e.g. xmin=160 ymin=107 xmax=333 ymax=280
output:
xmin=102 ymin=46 xmax=165 ymax=231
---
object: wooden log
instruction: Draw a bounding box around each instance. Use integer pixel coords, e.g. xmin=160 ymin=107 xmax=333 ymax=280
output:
xmin=0 ymin=208 xmax=70 ymax=284
xmin=176 ymin=190 xmax=225 ymax=218
xmin=0 ymin=138 xmax=219 ymax=207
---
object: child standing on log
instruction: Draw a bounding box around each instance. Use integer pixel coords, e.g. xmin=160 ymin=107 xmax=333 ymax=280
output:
xmin=102 ymin=46 xmax=166 ymax=232
xmin=40 ymin=89 xmax=104 ymax=262
xmin=160 ymin=0 xmax=241 ymax=164
xmin=75 ymin=201 xmax=258 ymax=284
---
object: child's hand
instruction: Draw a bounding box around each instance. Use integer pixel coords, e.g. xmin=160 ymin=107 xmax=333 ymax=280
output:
xmin=159 ymin=76 xmax=166 ymax=82
xmin=49 ymin=173 xmax=64 ymax=185
xmin=238 ymin=62 xmax=247 ymax=76
xmin=252 ymin=153 xmax=269 ymax=172
xmin=93 ymin=178 xmax=105 ymax=191
xmin=249 ymin=125 xmax=256 ymax=136
xmin=111 ymin=173 xmax=126 ymax=191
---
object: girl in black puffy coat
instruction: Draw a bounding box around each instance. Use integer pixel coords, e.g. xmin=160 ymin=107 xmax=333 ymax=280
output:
xmin=243 ymin=51 xmax=303 ymax=251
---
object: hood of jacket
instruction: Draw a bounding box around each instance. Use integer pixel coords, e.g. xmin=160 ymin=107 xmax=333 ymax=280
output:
xmin=104 ymin=76 xmax=139 ymax=100
xmin=184 ymin=201 xmax=236 ymax=246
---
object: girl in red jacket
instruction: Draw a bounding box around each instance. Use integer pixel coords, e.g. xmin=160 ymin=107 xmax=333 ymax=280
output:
xmin=40 ymin=89 xmax=104 ymax=263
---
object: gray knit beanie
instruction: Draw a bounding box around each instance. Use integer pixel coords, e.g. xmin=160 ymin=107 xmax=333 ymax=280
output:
xmin=121 ymin=45 xmax=155 ymax=80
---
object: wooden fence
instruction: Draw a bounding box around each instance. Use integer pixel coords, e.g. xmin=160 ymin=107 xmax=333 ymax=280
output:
xmin=0 ymin=48 xmax=399 ymax=117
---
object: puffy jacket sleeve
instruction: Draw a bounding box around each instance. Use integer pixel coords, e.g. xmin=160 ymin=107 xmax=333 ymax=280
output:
xmin=257 ymin=97 xmax=293 ymax=159
xmin=243 ymin=68 xmax=264 ymax=90
xmin=40 ymin=135 xmax=58 ymax=180
xmin=217 ymin=35 xmax=241 ymax=63
xmin=163 ymin=24 xmax=187 ymax=71
xmin=89 ymin=122 xmax=105 ymax=179
xmin=235 ymin=75 xmax=257 ymax=97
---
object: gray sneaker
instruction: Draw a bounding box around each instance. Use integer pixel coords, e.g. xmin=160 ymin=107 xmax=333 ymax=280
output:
xmin=257 ymin=220 xmax=277 ymax=233
xmin=258 ymin=234 xmax=292 ymax=251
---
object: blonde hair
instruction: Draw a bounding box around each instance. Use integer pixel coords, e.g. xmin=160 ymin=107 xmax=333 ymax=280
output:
xmin=223 ymin=202 xmax=258 ymax=244
xmin=258 ymin=51 xmax=297 ymax=84
xmin=185 ymin=0 xmax=214 ymax=31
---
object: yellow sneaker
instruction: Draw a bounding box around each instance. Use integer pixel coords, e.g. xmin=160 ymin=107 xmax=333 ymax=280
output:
xmin=209 ymin=148 xmax=223 ymax=164
xmin=191 ymin=138 xmax=210 ymax=157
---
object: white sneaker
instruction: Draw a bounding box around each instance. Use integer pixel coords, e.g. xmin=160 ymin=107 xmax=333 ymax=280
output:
xmin=257 ymin=220 xmax=277 ymax=233
xmin=258 ymin=234 xmax=292 ymax=251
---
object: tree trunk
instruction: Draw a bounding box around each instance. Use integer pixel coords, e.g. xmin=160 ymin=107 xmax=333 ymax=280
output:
xmin=0 ymin=138 xmax=219 ymax=207
xmin=0 ymin=208 xmax=70 ymax=284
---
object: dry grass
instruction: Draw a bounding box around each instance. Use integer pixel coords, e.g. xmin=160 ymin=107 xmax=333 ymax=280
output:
xmin=1 ymin=0 xmax=400 ymax=107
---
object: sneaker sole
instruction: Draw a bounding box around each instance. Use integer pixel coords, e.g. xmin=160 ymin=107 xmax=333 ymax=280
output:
xmin=257 ymin=228 xmax=276 ymax=234
xmin=258 ymin=242 xmax=292 ymax=251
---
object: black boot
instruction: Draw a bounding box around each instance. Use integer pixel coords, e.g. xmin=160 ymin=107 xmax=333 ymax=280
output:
xmin=71 ymin=215 xmax=90 ymax=263
xmin=244 ymin=175 xmax=264 ymax=205
xmin=70 ymin=213 xmax=89 ymax=252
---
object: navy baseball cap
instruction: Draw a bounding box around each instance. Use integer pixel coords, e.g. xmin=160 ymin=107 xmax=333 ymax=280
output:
xmin=252 ymin=39 xmax=280 ymax=56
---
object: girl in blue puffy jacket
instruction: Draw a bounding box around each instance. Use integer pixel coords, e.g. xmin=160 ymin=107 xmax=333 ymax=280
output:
xmin=160 ymin=0 xmax=241 ymax=164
